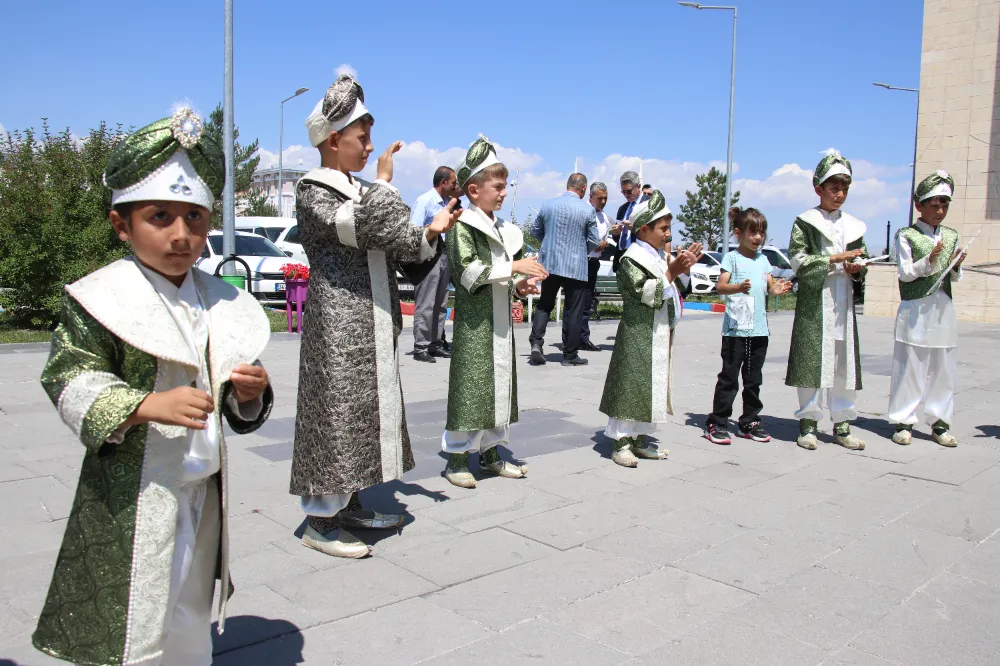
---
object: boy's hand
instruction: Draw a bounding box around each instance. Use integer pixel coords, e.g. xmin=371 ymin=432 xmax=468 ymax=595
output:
xmin=376 ymin=141 xmax=403 ymax=182
xmin=844 ymin=262 xmax=864 ymax=275
xmin=135 ymin=387 xmax=215 ymax=430
xmin=426 ymin=199 xmax=461 ymax=238
xmin=831 ymin=249 xmax=864 ymax=264
xmin=928 ymin=241 xmax=944 ymax=263
xmin=230 ymin=364 xmax=269 ymax=403
xmin=515 ymin=276 xmax=542 ymax=297
xmin=952 ymin=250 xmax=967 ymax=270
xmin=513 ymin=257 xmax=549 ymax=279
xmin=737 ymin=278 xmax=752 ymax=294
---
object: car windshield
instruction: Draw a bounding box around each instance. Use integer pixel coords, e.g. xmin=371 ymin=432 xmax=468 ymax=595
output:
xmin=208 ymin=235 xmax=287 ymax=257
xmin=763 ymin=249 xmax=791 ymax=269
xmin=697 ymin=252 xmax=722 ymax=266
xmin=262 ymin=227 xmax=286 ymax=242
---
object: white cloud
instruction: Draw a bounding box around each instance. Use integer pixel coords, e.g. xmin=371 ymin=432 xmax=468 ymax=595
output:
xmin=258 ymin=144 xmax=320 ymax=170
xmin=335 ymin=63 xmax=357 ymax=79
xmin=254 ymin=135 xmax=909 ymax=246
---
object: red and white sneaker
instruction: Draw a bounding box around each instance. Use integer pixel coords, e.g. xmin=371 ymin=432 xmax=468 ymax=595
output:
xmin=705 ymin=423 xmax=732 ymax=445
xmin=738 ymin=421 xmax=772 ymax=442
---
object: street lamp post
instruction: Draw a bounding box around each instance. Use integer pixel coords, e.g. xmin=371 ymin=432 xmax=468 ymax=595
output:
xmin=278 ymin=87 xmax=309 ymax=216
xmin=680 ymin=2 xmax=738 ymax=254
xmin=222 ymin=0 xmax=235 ymax=271
xmin=873 ymin=82 xmax=920 ymax=227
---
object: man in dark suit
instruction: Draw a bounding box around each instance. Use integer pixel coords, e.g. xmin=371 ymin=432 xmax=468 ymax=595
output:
xmin=611 ymin=170 xmax=647 ymax=272
xmin=528 ymin=173 xmax=600 ymax=366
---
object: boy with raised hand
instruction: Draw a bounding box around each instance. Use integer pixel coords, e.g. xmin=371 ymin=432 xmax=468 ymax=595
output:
xmin=888 ymin=170 xmax=966 ymax=447
xmin=786 ymin=150 xmax=869 ymax=451
xmin=599 ymin=190 xmax=700 ymax=467
xmin=290 ymin=74 xmax=459 ymax=558
xmin=441 ymin=137 xmax=547 ymax=488
xmin=34 ymin=107 xmax=274 ymax=666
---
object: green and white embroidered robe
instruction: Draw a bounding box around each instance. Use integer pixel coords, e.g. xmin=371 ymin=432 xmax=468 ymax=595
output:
xmin=599 ymin=244 xmax=680 ymax=423
xmin=445 ymin=205 xmax=523 ymax=431
xmin=33 ymin=258 xmax=273 ymax=666
xmin=290 ymin=169 xmax=436 ymax=497
xmin=785 ymin=208 xmax=868 ymax=390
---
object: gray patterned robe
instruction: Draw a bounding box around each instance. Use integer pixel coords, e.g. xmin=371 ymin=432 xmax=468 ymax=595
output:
xmin=290 ymin=168 xmax=436 ymax=497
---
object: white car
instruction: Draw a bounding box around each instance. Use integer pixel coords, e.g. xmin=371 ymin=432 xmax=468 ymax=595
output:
xmin=196 ymin=231 xmax=295 ymax=304
xmin=273 ymin=224 xmax=309 ymax=265
xmin=686 ymin=251 xmax=722 ymax=295
xmin=236 ymin=216 xmax=296 ymax=243
xmin=760 ymin=245 xmax=799 ymax=292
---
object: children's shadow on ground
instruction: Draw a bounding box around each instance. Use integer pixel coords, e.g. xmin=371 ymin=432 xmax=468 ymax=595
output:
xmin=212 ymin=616 xmax=304 ymax=665
xmin=975 ymin=425 xmax=1000 ymax=439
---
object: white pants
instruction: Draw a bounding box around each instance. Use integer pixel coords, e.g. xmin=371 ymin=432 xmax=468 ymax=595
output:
xmin=300 ymin=493 xmax=351 ymax=518
xmin=160 ymin=478 xmax=220 ymax=666
xmin=888 ymin=343 xmax=957 ymax=427
xmin=605 ymin=417 xmax=657 ymax=441
xmin=794 ymin=341 xmax=857 ymax=424
xmin=441 ymin=425 xmax=509 ymax=454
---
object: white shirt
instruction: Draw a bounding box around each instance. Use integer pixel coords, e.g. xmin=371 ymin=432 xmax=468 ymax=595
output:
xmin=817 ymin=208 xmax=852 ymax=342
xmin=138 ymin=265 xmax=222 ymax=482
xmin=589 ymin=211 xmax=611 ymax=258
xmin=894 ymin=219 xmax=960 ymax=348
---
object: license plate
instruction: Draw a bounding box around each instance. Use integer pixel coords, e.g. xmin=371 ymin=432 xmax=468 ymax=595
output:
xmin=276 ymin=283 xmax=285 ymax=291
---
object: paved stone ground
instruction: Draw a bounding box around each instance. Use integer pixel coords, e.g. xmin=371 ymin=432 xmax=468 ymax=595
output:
xmin=2 ymin=312 xmax=1000 ymax=665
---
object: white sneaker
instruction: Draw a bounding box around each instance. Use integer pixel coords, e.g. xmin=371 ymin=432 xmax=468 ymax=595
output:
xmin=612 ymin=447 xmax=639 ymax=467
xmin=632 ymin=444 xmax=668 ymax=460
xmin=797 ymin=433 xmax=818 ymax=450
xmin=933 ymin=430 xmax=958 ymax=448
xmin=301 ymin=525 xmax=371 ymax=559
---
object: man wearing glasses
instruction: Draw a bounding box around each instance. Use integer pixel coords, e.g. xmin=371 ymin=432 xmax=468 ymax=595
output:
xmin=611 ymin=170 xmax=649 ymax=272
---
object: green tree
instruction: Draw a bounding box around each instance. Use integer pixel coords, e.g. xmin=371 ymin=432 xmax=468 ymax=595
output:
xmin=0 ymin=121 xmax=130 ymax=327
xmin=677 ymin=167 xmax=740 ymax=249
xmin=243 ymin=186 xmax=279 ymax=217
xmin=204 ymin=104 xmax=268 ymax=225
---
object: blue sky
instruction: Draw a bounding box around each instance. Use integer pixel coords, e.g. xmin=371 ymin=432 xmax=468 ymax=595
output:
xmin=0 ymin=0 xmax=923 ymax=250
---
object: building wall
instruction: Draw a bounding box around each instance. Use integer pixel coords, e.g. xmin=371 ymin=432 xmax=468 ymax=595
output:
xmin=868 ymin=0 xmax=1000 ymax=322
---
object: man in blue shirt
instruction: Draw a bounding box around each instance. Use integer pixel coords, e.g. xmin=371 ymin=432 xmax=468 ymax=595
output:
xmin=528 ymin=173 xmax=600 ymax=366
xmin=410 ymin=166 xmax=462 ymax=362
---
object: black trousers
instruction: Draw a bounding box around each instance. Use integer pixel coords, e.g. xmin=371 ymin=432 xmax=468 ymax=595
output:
xmin=708 ymin=335 xmax=769 ymax=428
xmin=576 ymin=258 xmax=601 ymax=344
xmin=529 ymin=274 xmax=588 ymax=358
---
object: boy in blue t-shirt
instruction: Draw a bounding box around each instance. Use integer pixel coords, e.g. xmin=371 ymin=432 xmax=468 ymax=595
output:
xmin=705 ymin=207 xmax=792 ymax=444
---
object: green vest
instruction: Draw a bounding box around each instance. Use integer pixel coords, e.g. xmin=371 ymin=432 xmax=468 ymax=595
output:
xmin=897 ymin=224 xmax=958 ymax=301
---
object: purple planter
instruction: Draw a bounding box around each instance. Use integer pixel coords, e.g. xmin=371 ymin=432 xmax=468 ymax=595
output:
xmin=285 ymin=279 xmax=308 ymax=333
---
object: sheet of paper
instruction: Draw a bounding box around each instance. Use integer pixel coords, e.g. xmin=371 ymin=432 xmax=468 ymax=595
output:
xmin=851 ymin=254 xmax=889 ymax=266
xmin=928 ymin=230 xmax=980 ymax=294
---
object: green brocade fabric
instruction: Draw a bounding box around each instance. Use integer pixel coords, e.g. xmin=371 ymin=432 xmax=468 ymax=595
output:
xmin=897 ymin=225 xmax=958 ymax=301
xmin=785 ymin=219 xmax=866 ymax=390
xmin=445 ymin=221 xmax=520 ymax=431
xmin=599 ymin=258 xmax=672 ymax=422
xmin=34 ymin=295 xmax=154 ymax=666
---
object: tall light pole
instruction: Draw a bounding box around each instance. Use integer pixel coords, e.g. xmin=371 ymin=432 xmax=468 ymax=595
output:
xmin=278 ymin=87 xmax=309 ymax=216
xmin=222 ymin=0 xmax=235 ymax=269
xmin=679 ymin=2 xmax=737 ymax=254
xmin=873 ymin=82 xmax=919 ymax=227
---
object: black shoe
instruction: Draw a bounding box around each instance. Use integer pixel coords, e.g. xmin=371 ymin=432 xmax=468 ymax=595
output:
xmin=561 ymin=356 xmax=588 ymax=366
xmin=429 ymin=348 xmax=452 ymax=358
xmin=738 ymin=421 xmax=772 ymax=442
xmin=579 ymin=340 xmax=601 ymax=352
xmin=441 ymin=340 xmax=453 ymax=353
xmin=413 ymin=350 xmax=436 ymax=363
xmin=705 ymin=423 xmax=732 ymax=445
xmin=530 ymin=346 xmax=546 ymax=365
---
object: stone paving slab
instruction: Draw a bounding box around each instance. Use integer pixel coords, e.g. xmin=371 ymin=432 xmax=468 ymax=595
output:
xmin=3 ymin=314 xmax=1000 ymax=664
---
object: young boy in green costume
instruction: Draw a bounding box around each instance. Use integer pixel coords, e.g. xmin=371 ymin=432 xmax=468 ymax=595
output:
xmin=33 ymin=108 xmax=274 ymax=666
xmin=786 ymin=150 xmax=869 ymax=451
xmin=441 ymin=137 xmax=548 ymax=488
xmin=599 ymin=190 xmax=701 ymax=467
